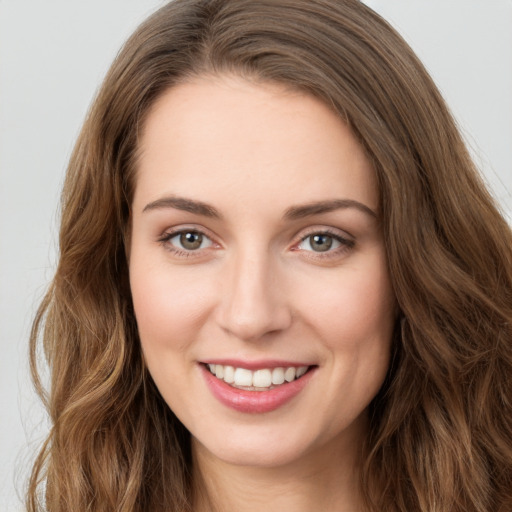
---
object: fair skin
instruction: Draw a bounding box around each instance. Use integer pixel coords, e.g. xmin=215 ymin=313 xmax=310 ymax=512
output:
xmin=129 ymin=75 xmax=396 ymax=512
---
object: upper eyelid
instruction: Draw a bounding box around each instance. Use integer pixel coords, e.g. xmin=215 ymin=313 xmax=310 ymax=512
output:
xmin=294 ymin=225 xmax=354 ymax=242
xmin=159 ymin=225 xmax=216 ymax=240
xmin=295 ymin=232 xmax=354 ymax=251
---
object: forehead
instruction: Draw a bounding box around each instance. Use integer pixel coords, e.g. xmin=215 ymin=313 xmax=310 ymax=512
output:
xmin=134 ymin=76 xmax=377 ymax=215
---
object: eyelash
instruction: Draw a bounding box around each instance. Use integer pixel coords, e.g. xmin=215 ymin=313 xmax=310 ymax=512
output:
xmin=157 ymin=228 xmax=215 ymax=258
xmin=157 ymin=227 xmax=355 ymax=259
xmin=295 ymin=228 xmax=355 ymax=260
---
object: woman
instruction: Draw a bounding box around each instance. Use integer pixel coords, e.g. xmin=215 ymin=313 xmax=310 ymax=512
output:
xmin=27 ymin=0 xmax=512 ymax=511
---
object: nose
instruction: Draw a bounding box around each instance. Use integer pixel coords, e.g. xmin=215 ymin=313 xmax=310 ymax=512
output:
xmin=215 ymin=249 xmax=292 ymax=342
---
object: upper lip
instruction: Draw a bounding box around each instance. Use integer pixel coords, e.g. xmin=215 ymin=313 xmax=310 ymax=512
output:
xmin=200 ymin=359 xmax=315 ymax=370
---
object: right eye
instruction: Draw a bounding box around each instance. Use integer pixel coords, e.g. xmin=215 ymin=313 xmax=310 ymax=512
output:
xmin=161 ymin=229 xmax=213 ymax=252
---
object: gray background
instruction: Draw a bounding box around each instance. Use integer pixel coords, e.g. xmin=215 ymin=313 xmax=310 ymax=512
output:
xmin=1 ymin=1 xmax=511 ymax=510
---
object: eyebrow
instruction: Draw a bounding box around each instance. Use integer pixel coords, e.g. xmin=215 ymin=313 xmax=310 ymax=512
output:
xmin=283 ymin=199 xmax=377 ymax=220
xmin=143 ymin=196 xmax=222 ymax=218
xmin=142 ymin=195 xmax=377 ymax=220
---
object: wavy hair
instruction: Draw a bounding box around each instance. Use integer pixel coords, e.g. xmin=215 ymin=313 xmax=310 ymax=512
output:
xmin=28 ymin=1 xmax=512 ymax=511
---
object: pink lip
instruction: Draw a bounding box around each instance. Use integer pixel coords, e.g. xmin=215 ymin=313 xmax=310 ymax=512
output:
xmin=200 ymin=364 xmax=316 ymax=414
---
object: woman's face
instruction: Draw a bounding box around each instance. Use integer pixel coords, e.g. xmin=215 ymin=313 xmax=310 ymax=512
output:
xmin=129 ymin=76 xmax=396 ymax=468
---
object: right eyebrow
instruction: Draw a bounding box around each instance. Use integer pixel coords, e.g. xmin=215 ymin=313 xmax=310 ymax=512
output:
xmin=142 ymin=196 xmax=222 ymax=219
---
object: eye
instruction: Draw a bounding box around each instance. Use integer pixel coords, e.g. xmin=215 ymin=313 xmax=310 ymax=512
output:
xmin=296 ymin=230 xmax=354 ymax=254
xmin=164 ymin=230 xmax=213 ymax=251
xmin=299 ymin=233 xmax=340 ymax=252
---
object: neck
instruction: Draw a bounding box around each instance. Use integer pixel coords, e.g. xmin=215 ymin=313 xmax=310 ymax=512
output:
xmin=191 ymin=429 xmax=366 ymax=512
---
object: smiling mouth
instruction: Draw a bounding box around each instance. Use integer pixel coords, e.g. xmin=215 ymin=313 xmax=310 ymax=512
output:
xmin=205 ymin=363 xmax=312 ymax=391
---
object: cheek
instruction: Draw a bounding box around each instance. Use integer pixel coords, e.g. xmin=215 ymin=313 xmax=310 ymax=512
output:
xmin=299 ymin=259 xmax=395 ymax=350
xmin=129 ymin=255 xmax=214 ymax=352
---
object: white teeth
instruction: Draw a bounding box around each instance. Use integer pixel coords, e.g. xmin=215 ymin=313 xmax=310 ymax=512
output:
xmin=271 ymin=367 xmax=285 ymax=385
xmin=253 ymin=369 xmax=272 ymax=388
xmin=233 ymin=368 xmax=253 ymax=387
xmin=207 ymin=364 xmax=310 ymax=388
xmin=223 ymin=365 xmax=235 ymax=383
xmin=296 ymin=366 xmax=308 ymax=378
xmin=215 ymin=365 xmax=224 ymax=379
xmin=284 ymin=367 xmax=296 ymax=382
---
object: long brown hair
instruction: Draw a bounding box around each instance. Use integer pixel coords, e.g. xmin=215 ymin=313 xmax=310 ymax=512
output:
xmin=28 ymin=1 xmax=512 ymax=510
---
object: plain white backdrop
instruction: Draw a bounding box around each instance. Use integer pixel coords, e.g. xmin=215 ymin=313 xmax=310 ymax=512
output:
xmin=1 ymin=1 xmax=511 ymax=510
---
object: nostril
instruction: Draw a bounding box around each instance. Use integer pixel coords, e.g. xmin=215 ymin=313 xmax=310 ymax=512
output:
xmin=217 ymin=304 xmax=293 ymax=342
xmin=215 ymin=266 xmax=292 ymax=341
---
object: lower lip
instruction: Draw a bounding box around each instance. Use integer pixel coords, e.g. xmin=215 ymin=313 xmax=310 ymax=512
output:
xmin=201 ymin=365 xmax=315 ymax=413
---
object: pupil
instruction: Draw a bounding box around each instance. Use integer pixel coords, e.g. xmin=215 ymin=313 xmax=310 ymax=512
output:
xmin=180 ymin=232 xmax=202 ymax=250
xmin=311 ymin=234 xmax=332 ymax=252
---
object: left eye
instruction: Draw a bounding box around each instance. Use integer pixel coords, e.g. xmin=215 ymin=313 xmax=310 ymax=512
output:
xmin=297 ymin=233 xmax=343 ymax=252
xmin=168 ymin=231 xmax=213 ymax=251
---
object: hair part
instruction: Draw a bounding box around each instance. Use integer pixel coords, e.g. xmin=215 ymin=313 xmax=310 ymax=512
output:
xmin=28 ymin=1 xmax=512 ymax=511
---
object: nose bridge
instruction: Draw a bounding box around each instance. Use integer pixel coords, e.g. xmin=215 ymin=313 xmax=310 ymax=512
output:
xmin=217 ymin=243 xmax=291 ymax=341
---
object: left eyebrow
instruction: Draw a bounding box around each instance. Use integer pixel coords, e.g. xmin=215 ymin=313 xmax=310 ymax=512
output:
xmin=283 ymin=199 xmax=377 ymax=220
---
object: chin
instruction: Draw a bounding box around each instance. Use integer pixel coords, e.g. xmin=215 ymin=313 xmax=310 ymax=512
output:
xmin=190 ymin=417 xmax=352 ymax=470
xmin=198 ymin=437 xmax=310 ymax=469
